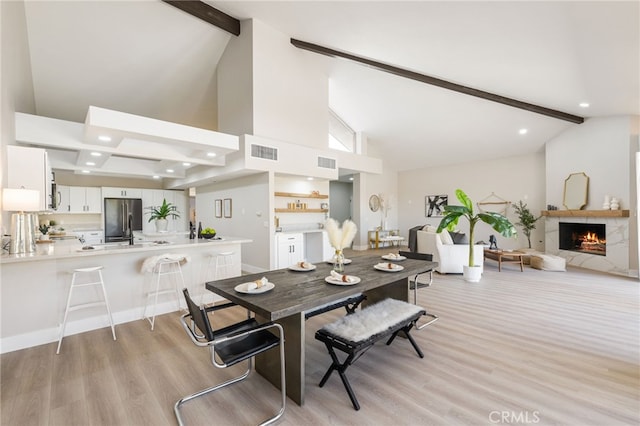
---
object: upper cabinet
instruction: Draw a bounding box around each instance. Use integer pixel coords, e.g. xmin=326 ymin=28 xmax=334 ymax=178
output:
xmin=69 ymin=187 xmax=102 ymax=213
xmin=7 ymin=145 xmax=53 ymax=212
xmin=52 ymin=185 xmax=101 ymax=213
xmin=102 ymin=187 xmax=143 ymax=199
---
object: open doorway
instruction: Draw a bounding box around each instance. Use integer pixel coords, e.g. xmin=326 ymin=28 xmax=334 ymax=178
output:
xmin=329 ymin=179 xmax=353 ymax=223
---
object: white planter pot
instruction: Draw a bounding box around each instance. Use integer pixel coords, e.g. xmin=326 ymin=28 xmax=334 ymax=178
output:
xmin=155 ymin=218 xmax=168 ymax=233
xmin=463 ymin=265 xmax=482 ymax=282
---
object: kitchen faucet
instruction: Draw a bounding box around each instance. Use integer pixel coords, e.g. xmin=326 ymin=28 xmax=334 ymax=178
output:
xmin=128 ymin=214 xmax=134 ymax=245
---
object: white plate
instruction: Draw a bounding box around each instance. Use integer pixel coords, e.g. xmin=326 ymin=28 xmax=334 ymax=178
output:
xmin=381 ymin=255 xmax=406 ymax=261
xmin=326 ymin=258 xmax=352 ymax=265
xmin=325 ymin=276 xmax=361 ymax=286
xmin=234 ymin=282 xmax=275 ymax=294
xmin=374 ymin=263 xmax=405 ymax=272
xmin=289 ymin=264 xmax=317 ymax=271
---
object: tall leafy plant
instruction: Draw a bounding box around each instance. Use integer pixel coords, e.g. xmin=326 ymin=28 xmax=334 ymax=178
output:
xmin=145 ymin=198 xmax=180 ymax=222
xmin=437 ymin=189 xmax=517 ymax=267
xmin=512 ymin=200 xmax=540 ymax=248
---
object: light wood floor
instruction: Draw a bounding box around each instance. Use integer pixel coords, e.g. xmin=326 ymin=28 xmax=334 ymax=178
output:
xmin=2 ymin=249 xmax=639 ymax=425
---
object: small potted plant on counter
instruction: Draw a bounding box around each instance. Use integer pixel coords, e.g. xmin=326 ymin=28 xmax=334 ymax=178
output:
xmin=38 ymin=224 xmax=50 ymax=240
xmin=146 ymin=198 xmax=180 ymax=233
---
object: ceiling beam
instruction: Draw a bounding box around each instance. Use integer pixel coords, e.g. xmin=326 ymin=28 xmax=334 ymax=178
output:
xmin=291 ymin=38 xmax=584 ymax=124
xmin=162 ymin=1 xmax=240 ymax=36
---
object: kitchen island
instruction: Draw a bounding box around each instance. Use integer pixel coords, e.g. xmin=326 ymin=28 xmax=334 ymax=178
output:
xmin=0 ymin=236 xmax=251 ymax=353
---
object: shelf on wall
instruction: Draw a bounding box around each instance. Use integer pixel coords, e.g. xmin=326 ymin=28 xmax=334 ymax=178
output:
xmin=541 ymin=210 xmax=629 ymax=218
xmin=274 ymin=192 xmax=328 ymax=199
xmin=274 ymin=208 xmax=329 ymax=213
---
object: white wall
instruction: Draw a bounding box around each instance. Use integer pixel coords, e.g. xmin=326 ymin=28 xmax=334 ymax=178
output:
xmin=252 ymin=19 xmax=329 ymax=149
xmin=196 ymin=173 xmax=271 ymax=271
xmin=1 ymin=0 xmax=36 ymax=235
xmin=398 ymin=153 xmax=546 ymax=251
xmin=218 ymin=19 xmax=329 ymax=150
xmin=546 ymin=116 xmax=634 ymax=210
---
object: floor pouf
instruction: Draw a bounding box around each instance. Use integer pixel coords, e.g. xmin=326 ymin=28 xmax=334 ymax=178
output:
xmin=530 ymin=254 xmax=566 ymax=271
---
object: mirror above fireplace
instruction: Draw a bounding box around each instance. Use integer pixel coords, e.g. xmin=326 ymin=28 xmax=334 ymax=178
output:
xmin=563 ymin=172 xmax=589 ymax=210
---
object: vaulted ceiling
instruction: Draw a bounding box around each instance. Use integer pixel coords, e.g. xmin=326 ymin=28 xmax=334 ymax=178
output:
xmin=17 ymin=1 xmax=640 ymax=178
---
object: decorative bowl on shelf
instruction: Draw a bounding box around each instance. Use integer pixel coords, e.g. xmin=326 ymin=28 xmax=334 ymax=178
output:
xmin=201 ymin=233 xmax=216 ymax=239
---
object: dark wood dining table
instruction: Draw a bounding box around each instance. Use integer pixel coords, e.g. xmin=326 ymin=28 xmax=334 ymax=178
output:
xmin=206 ymin=252 xmax=437 ymax=405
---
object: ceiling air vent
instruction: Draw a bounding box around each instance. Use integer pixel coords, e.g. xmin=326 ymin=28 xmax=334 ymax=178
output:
xmin=251 ymin=144 xmax=278 ymax=161
xmin=317 ymin=156 xmax=336 ymax=169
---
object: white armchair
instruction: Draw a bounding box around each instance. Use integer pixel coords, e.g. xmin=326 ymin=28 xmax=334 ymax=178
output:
xmin=416 ymin=230 xmax=484 ymax=274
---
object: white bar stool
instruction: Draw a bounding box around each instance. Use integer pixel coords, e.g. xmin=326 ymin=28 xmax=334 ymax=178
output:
xmin=57 ymin=266 xmax=116 ymax=354
xmin=143 ymin=256 xmax=186 ymax=330
xmin=200 ymin=251 xmax=234 ymax=305
xmin=208 ymin=251 xmax=235 ymax=280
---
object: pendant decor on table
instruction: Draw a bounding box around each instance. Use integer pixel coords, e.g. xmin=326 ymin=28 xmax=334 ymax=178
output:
xmin=325 ymin=218 xmax=357 ymax=273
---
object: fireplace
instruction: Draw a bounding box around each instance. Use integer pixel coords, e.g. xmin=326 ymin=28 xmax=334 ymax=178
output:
xmin=558 ymin=222 xmax=606 ymax=256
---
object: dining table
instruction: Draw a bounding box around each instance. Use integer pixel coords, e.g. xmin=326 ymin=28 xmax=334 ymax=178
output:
xmin=206 ymin=252 xmax=437 ymax=405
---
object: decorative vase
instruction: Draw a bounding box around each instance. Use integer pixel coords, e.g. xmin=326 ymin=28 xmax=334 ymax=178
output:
xmin=463 ymin=265 xmax=482 ymax=283
xmin=155 ymin=218 xmax=168 ymax=233
xmin=333 ymin=249 xmax=345 ymax=273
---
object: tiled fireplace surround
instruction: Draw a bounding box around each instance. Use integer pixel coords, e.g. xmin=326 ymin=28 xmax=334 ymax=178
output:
xmin=545 ymin=215 xmax=630 ymax=276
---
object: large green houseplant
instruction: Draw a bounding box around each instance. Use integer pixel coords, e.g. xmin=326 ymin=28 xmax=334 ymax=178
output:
xmin=512 ymin=200 xmax=540 ymax=249
xmin=437 ymin=189 xmax=517 ymax=281
xmin=146 ymin=198 xmax=180 ymax=232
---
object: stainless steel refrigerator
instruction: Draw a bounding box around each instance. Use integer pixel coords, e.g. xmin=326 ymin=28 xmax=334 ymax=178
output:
xmin=104 ymin=198 xmax=143 ymax=243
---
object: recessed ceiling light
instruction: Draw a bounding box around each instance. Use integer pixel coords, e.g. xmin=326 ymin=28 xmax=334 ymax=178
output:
xmin=519 ymin=128 xmax=528 ymax=135
xmin=349 ymin=177 xmax=354 ymax=181
xmin=81 ymin=170 xmax=90 ymax=174
xmin=579 ymin=102 xmax=590 ymax=108
xmin=182 ymin=162 xmax=191 ymax=166
xmin=307 ymin=177 xmax=314 ymax=181
xmin=152 ymin=175 xmax=160 ymax=179
xmin=85 ymin=161 xmax=95 ymax=166
xmin=90 ymin=152 xmax=102 ymax=157
xmin=207 ymin=152 xmax=217 ymax=157
xmin=166 ymin=169 xmax=174 ymax=173
xmin=98 ymin=135 xmax=111 ymax=142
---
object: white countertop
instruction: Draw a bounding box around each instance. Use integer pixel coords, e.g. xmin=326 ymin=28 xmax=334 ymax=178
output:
xmin=0 ymin=236 xmax=252 ymax=264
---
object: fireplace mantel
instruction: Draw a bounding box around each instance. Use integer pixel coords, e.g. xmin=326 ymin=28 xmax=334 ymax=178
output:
xmin=541 ymin=210 xmax=629 ymax=218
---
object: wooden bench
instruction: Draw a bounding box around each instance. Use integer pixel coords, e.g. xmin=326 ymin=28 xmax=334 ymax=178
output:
xmin=315 ymin=298 xmax=427 ymax=410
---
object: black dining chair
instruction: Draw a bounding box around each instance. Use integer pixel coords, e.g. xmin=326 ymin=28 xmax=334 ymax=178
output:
xmin=174 ymin=288 xmax=286 ymax=426
xmin=399 ymin=250 xmax=439 ymax=329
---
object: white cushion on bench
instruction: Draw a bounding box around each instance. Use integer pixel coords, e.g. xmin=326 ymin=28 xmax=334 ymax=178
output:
xmin=320 ymin=298 xmax=424 ymax=343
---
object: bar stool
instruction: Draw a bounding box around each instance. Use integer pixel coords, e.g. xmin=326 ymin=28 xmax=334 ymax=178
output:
xmin=57 ymin=266 xmax=116 ymax=354
xmin=200 ymin=251 xmax=234 ymax=305
xmin=143 ymin=255 xmax=186 ymax=331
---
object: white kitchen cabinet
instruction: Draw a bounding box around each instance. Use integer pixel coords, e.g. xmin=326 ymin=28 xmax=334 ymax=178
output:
xmin=69 ymin=187 xmax=102 ymax=213
xmin=7 ymin=145 xmax=53 ymax=211
xmin=276 ymin=233 xmax=304 ymax=269
xmin=54 ymin=185 xmax=70 ymax=212
xmin=102 ymin=187 xmax=142 ymax=198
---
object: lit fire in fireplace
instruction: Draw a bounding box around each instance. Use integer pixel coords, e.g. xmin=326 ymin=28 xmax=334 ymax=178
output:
xmin=577 ymin=231 xmax=606 ymax=253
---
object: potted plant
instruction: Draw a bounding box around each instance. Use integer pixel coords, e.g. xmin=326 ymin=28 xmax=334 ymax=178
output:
xmin=38 ymin=224 xmax=50 ymax=240
xmin=437 ymin=189 xmax=516 ymax=282
xmin=512 ymin=200 xmax=540 ymax=249
xmin=146 ymin=198 xmax=180 ymax=232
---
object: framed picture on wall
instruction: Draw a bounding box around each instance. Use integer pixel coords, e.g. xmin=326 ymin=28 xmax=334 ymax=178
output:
xmin=215 ymin=199 xmax=222 ymax=218
xmin=224 ymin=198 xmax=232 ymax=218
xmin=426 ymin=195 xmax=448 ymax=217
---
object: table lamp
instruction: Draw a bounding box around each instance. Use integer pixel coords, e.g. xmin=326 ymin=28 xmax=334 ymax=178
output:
xmin=2 ymin=188 xmax=40 ymax=254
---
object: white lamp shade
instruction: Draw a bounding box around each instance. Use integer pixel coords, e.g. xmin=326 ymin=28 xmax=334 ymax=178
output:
xmin=2 ymin=188 xmax=40 ymax=212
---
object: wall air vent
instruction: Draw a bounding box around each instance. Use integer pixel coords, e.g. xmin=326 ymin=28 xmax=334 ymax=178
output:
xmin=251 ymin=144 xmax=278 ymax=161
xmin=317 ymin=156 xmax=336 ymax=169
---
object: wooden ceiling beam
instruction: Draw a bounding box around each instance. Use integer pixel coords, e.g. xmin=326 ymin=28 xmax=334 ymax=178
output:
xmin=163 ymin=1 xmax=240 ymax=36
xmin=291 ymin=38 xmax=584 ymax=124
